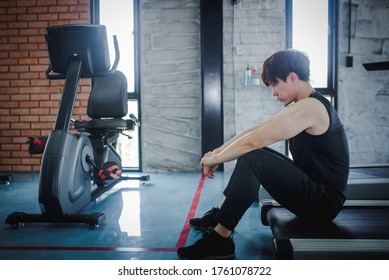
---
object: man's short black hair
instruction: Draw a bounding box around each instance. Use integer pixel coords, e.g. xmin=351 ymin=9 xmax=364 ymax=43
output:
xmin=261 ymin=49 xmax=310 ymax=87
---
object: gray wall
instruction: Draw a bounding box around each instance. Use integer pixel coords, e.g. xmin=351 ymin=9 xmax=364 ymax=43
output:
xmin=222 ymin=0 xmax=286 ymax=171
xmin=140 ymin=0 xmax=389 ymax=172
xmin=338 ymin=0 xmax=389 ymax=164
xmin=140 ymin=0 xmax=201 ymax=172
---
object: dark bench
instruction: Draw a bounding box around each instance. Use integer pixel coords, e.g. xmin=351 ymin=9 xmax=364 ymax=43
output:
xmin=260 ymin=199 xmax=389 ymax=259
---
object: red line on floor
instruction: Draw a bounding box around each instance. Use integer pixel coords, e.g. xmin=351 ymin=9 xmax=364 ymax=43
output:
xmin=0 ymin=246 xmax=177 ymax=252
xmin=175 ymin=173 xmax=206 ymax=249
xmin=0 ymin=174 xmax=206 ymax=254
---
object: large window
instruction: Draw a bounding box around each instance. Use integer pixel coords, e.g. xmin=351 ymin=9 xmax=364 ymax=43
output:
xmin=99 ymin=0 xmax=135 ymax=92
xmin=286 ymin=0 xmax=337 ymax=104
xmin=91 ymin=0 xmax=140 ymax=170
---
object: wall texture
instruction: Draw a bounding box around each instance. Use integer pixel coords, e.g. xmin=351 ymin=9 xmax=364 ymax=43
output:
xmin=1 ymin=0 xmax=388 ymax=173
xmin=139 ymin=0 xmax=286 ymax=172
xmin=221 ymin=0 xmax=285 ymax=171
xmin=337 ymin=0 xmax=389 ymax=164
xmin=139 ymin=0 xmax=202 ymax=172
xmin=0 ymin=0 xmax=90 ymax=173
xmin=140 ymin=0 xmax=389 ymax=172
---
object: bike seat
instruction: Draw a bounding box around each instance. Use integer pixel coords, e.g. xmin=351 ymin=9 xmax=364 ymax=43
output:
xmin=75 ymin=71 xmax=138 ymax=133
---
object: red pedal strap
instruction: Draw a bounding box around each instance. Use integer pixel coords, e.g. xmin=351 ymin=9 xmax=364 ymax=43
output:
xmin=32 ymin=138 xmax=45 ymax=149
xmin=98 ymin=162 xmax=122 ymax=180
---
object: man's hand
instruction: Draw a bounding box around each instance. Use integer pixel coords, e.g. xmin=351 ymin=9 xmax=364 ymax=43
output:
xmin=202 ymin=164 xmax=218 ymax=178
xmin=200 ymin=151 xmax=218 ymax=178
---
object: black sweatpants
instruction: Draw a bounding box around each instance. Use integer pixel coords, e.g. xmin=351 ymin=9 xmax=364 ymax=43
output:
xmin=216 ymin=147 xmax=346 ymax=231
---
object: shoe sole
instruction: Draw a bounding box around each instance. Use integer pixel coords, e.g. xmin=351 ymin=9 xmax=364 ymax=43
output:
xmin=177 ymin=253 xmax=236 ymax=260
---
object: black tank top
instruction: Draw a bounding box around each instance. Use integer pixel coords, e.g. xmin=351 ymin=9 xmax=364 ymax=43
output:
xmin=289 ymin=91 xmax=350 ymax=193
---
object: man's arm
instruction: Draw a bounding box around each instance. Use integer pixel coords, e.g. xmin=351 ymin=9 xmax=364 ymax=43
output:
xmin=213 ymin=118 xmax=275 ymax=154
xmin=201 ymin=98 xmax=329 ymax=166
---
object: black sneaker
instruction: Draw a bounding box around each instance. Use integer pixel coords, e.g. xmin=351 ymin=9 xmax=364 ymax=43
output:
xmin=177 ymin=230 xmax=236 ymax=260
xmin=189 ymin=207 xmax=219 ymax=231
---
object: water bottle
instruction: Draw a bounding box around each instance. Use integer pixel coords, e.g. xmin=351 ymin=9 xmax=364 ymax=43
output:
xmin=244 ymin=64 xmax=252 ymax=86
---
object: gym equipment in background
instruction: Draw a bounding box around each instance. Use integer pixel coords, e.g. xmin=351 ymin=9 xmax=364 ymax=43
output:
xmin=6 ymin=24 xmax=148 ymax=229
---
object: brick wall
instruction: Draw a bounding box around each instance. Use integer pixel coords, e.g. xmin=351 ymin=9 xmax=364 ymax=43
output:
xmin=0 ymin=0 xmax=91 ymax=172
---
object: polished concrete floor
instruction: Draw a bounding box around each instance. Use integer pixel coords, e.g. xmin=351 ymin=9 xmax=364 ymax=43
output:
xmin=0 ymin=171 xmax=273 ymax=260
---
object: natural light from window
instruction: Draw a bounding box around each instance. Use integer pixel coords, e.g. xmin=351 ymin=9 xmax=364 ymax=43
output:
xmin=100 ymin=0 xmax=134 ymax=92
xmin=292 ymin=0 xmax=328 ymax=88
xmin=99 ymin=0 xmax=139 ymax=169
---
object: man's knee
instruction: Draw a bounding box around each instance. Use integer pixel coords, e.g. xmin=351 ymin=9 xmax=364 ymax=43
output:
xmin=236 ymin=149 xmax=268 ymax=168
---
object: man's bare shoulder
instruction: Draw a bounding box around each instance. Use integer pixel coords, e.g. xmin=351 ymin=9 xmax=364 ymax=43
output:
xmin=280 ymin=97 xmax=324 ymax=116
xmin=276 ymin=97 xmax=329 ymax=135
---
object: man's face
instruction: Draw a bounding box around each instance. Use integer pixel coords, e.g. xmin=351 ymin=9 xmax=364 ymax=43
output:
xmin=270 ymin=76 xmax=295 ymax=105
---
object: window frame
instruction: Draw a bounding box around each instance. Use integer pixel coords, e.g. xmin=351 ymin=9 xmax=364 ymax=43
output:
xmin=90 ymin=0 xmax=142 ymax=171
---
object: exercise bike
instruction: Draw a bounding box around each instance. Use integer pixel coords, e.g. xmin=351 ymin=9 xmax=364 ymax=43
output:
xmin=6 ymin=24 xmax=148 ymax=229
